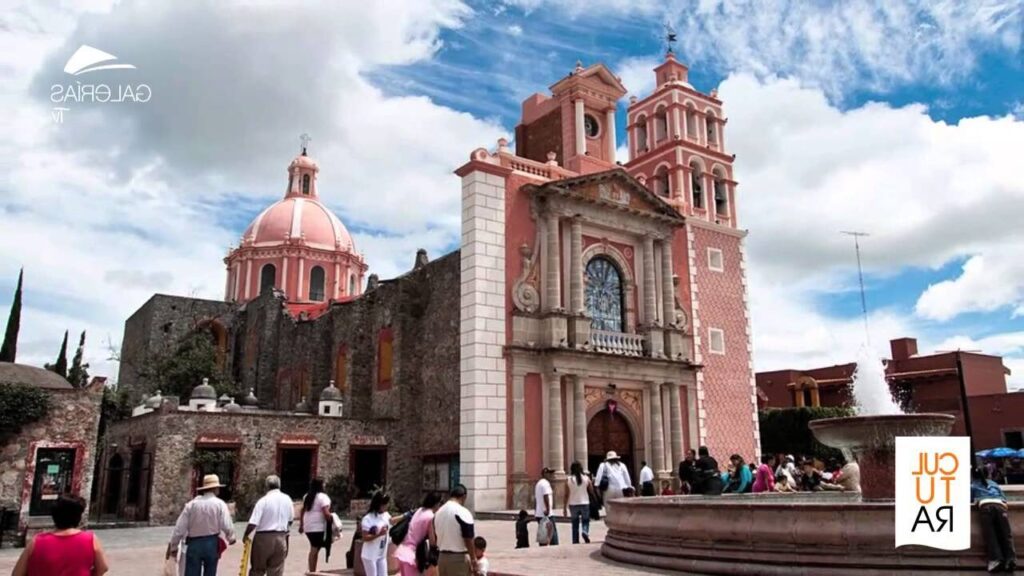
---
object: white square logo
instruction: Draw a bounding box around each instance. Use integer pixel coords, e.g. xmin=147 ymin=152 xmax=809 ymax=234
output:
xmin=895 ymin=436 xmax=971 ymax=550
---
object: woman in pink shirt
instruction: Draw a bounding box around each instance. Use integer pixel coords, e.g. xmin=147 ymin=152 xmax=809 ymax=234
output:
xmin=752 ymin=454 xmax=777 ymax=493
xmin=13 ymin=494 xmax=109 ymax=576
xmin=394 ymin=492 xmax=442 ymax=576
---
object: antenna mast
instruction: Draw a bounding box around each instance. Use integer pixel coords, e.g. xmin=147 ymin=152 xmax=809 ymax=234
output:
xmin=841 ymin=231 xmax=871 ymax=345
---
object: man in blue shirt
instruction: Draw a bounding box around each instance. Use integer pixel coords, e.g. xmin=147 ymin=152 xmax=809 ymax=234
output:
xmin=971 ymin=467 xmax=1016 ymax=573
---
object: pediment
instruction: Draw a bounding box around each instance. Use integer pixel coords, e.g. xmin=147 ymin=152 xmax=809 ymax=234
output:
xmin=527 ymin=169 xmax=683 ymax=224
xmin=550 ymin=63 xmax=628 ymax=99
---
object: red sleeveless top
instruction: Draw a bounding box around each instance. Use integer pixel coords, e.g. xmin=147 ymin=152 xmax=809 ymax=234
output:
xmin=27 ymin=531 xmax=95 ymax=576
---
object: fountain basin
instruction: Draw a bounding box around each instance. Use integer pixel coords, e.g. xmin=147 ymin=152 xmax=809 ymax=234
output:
xmin=602 ymin=493 xmax=1024 ymax=575
xmin=808 ymin=413 xmax=955 ymax=500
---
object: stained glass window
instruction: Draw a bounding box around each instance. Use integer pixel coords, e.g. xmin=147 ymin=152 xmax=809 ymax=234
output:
xmin=586 ymin=256 xmax=624 ymax=332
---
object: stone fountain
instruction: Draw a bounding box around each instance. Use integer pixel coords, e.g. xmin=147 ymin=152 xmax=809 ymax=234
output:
xmin=601 ymin=348 xmax=1024 ymax=574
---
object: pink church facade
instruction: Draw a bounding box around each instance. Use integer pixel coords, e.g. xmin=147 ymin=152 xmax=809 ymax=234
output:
xmin=457 ymin=55 xmax=760 ymax=510
xmin=224 ymin=150 xmax=367 ymax=305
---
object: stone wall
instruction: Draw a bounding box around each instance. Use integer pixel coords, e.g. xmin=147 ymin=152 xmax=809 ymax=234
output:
xmin=0 ymin=382 xmax=102 ymax=535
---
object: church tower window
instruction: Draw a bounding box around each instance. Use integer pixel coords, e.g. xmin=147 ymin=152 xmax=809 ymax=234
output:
xmin=309 ymin=266 xmax=325 ymax=301
xmin=301 ymin=174 xmax=311 ymax=195
xmin=349 ymin=274 xmax=356 ymax=296
xmin=585 ymin=257 xmax=625 ymax=333
xmin=260 ymin=263 xmax=276 ymax=295
xmin=713 ymin=168 xmax=728 ymax=217
xmin=654 ymin=106 xmax=668 ymax=142
xmin=686 ymin=104 xmax=698 ymax=139
xmin=635 ymin=114 xmax=648 ymax=151
xmin=690 ymin=162 xmax=704 ymax=209
xmin=653 ymin=166 xmax=670 ymax=197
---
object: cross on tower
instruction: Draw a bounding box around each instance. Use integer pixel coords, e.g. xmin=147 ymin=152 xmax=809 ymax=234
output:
xmin=299 ymin=133 xmax=311 ymax=155
xmin=664 ymin=22 xmax=677 ymax=54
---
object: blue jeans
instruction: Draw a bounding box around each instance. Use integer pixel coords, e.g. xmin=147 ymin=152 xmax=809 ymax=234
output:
xmin=185 ymin=535 xmax=219 ymax=576
xmin=569 ymin=504 xmax=590 ymax=544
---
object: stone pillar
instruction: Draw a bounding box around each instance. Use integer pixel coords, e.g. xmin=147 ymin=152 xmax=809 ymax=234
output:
xmin=569 ymin=218 xmax=584 ymax=314
xmin=648 ymin=381 xmax=666 ymax=474
xmin=605 ymin=108 xmax=616 ymax=162
xmin=673 ymin=167 xmax=685 ymax=202
xmin=244 ymin=259 xmax=252 ymax=300
xmin=574 ymin=99 xmax=586 ymax=156
xmin=672 ymin=107 xmax=681 ymax=139
xmin=642 ymin=236 xmax=658 ymax=325
xmin=705 ymin=174 xmax=714 ymax=219
xmin=668 ymin=383 xmax=684 ymax=471
xmin=282 ymin=257 xmax=289 ymax=296
xmin=545 ymin=212 xmax=562 ymax=311
xmin=572 ymin=375 xmax=587 ymax=465
xmin=547 ymin=371 xmax=565 ymax=473
xmin=297 ymin=257 xmax=305 ymax=299
xmin=512 ymin=372 xmax=527 ymax=476
xmin=661 ymin=239 xmax=675 ymax=327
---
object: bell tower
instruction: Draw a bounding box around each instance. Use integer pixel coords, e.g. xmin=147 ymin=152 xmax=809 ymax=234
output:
xmin=515 ymin=61 xmax=627 ymax=175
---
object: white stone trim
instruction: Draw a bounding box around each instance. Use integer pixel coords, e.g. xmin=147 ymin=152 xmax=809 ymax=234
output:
xmin=707 ymin=327 xmax=725 ymax=355
xmin=290 ymin=198 xmax=305 ymax=239
xmin=460 ymin=169 xmax=508 ymax=511
xmin=684 ymin=224 xmax=706 ymax=444
xmin=707 ymin=247 xmax=724 ymax=272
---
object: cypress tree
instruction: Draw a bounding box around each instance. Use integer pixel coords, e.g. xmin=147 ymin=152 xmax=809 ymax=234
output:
xmin=0 ymin=269 xmax=23 ymax=363
xmin=68 ymin=330 xmax=90 ymax=388
xmin=49 ymin=330 xmax=69 ymax=378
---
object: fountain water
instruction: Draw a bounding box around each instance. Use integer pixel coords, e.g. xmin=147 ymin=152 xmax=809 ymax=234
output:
xmin=850 ymin=346 xmax=902 ymax=415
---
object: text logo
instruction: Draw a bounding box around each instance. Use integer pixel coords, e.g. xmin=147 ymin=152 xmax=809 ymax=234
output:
xmin=50 ymin=45 xmax=150 ymax=124
xmin=895 ymin=436 xmax=970 ymax=550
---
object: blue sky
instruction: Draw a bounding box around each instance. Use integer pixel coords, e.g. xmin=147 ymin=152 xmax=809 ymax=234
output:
xmin=1 ymin=0 xmax=1023 ymax=387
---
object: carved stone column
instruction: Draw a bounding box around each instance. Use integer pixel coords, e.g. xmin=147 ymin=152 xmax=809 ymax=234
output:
xmin=545 ymin=211 xmax=562 ymax=311
xmin=648 ymin=381 xmax=666 ymax=474
xmin=668 ymin=382 xmax=684 ymax=472
xmin=572 ymin=375 xmax=587 ymax=465
xmin=642 ymin=235 xmax=658 ymax=326
xmin=661 ymin=239 xmax=675 ymax=327
xmin=605 ymin=108 xmax=617 ymax=162
xmin=569 ymin=218 xmax=584 ymax=314
xmin=574 ymin=99 xmax=586 ymax=157
xmin=547 ymin=371 xmax=565 ymax=473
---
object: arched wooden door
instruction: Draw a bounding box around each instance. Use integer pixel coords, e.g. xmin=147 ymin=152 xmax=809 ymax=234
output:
xmin=587 ymin=408 xmax=635 ymax=476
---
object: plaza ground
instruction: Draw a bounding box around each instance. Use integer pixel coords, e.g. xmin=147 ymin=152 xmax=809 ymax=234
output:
xmin=0 ymin=518 xmax=677 ymax=575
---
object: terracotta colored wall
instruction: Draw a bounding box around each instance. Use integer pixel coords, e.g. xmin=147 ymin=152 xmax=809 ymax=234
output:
xmin=691 ymin=225 xmax=757 ymax=459
xmin=959 ymin=353 xmax=1010 ymax=396
xmin=969 ymin=392 xmax=1024 ymax=449
xmin=516 ymin=108 xmax=563 ymax=165
xmin=524 ymin=373 xmax=543 ymax=479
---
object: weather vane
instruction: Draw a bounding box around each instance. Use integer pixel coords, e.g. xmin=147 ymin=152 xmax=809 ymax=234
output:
xmin=664 ymin=22 xmax=677 ymax=54
xmin=299 ymin=133 xmax=311 ymax=155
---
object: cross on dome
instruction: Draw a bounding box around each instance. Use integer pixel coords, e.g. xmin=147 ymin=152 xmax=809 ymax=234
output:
xmin=299 ymin=133 xmax=312 ymax=155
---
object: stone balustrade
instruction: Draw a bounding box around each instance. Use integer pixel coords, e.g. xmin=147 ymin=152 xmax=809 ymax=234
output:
xmin=590 ymin=329 xmax=645 ymax=356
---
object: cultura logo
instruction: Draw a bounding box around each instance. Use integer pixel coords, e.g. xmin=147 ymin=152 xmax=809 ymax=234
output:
xmin=50 ymin=45 xmax=151 ymax=124
xmin=895 ymin=436 xmax=971 ymax=550
xmin=63 ymin=45 xmax=136 ymax=75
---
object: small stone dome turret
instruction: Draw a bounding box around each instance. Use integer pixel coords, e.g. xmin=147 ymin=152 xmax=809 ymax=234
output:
xmin=224 ymin=399 xmax=242 ymax=413
xmin=242 ymin=388 xmax=259 ymax=407
xmin=191 ymin=378 xmax=217 ymax=400
xmin=320 ymin=380 xmax=342 ymax=402
xmin=145 ymin=390 xmax=163 ymax=409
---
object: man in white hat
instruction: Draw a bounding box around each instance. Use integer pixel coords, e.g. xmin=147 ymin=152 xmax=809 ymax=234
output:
xmin=594 ymin=451 xmax=632 ymax=502
xmin=167 ymin=474 xmax=237 ymax=576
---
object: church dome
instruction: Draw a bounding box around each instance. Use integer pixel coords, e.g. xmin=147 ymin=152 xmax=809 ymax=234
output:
xmin=242 ymin=195 xmax=355 ymax=252
xmin=320 ymin=381 xmax=342 ymax=402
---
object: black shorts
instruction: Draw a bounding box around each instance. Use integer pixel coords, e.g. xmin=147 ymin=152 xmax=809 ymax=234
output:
xmin=306 ymin=531 xmax=326 ymax=548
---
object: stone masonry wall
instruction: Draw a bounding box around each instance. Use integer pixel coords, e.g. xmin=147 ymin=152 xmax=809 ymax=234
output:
xmin=0 ymin=383 xmax=102 ymax=534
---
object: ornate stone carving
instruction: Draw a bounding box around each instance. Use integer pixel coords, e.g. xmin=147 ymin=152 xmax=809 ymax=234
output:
xmin=671 ymin=274 xmax=689 ymax=331
xmin=512 ymin=242 xmax=540 ymax=313
xmin=619 ymin=389 xmax=642 ymax=417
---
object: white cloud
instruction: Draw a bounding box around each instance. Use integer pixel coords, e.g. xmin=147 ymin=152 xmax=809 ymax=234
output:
xmin=506 ymin=24 xmax=523 ymax=36
xmin=615 ymin=56 xmax=658 ymax=97
xmin=0 ymin=0 xmax=501 ymax=381
xmin=916 ymin=253 xmax=1024 ymax=321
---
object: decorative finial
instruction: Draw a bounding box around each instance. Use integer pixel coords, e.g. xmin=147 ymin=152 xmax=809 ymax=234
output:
xmin=299 ymin=133 xmax=311 ymax=155
xmin=574 ymin=60 xmax=583 ymax=73
xmin=664 ymin=22 xmax=677 ymax=55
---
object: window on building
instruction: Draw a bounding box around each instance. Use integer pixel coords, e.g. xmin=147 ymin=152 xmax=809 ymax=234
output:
xmin=335 ymin=345 xmax=348 ymax=392
xmin=635 ymin=115 xmax=648 ymax=151
xmin=708 ymin=327 xmax=725 ymax=354
xmin=690 ymin=162 xmax=704 ymax=209
xmin=309 ymin=266 xmax=325 ymax=301
xmin=654 ymin=107 xmax=668 ymax=142
xmin=260 ymin=263 xmax=276 ymax=295
xmin=377 ymin=328 xmax=394 ymax=390
xmin=1005 ymin=430 xmax=1024 ymax=450
xmin=686 ymin=104 xmax=697 ymax=139
xmin=653 ymin=166 xmax=670 ymax=197
xmin=706 ymin=113 xmax=717 ymax=147
xmin=422 ymin=454 xmax=460 ymax=493
xmin=301 ymin=174 xmax=311 ymax=195
xmin=349 ymin=274 xmax=356 ymax=296
xmin=584 ymin=114 xmax=600 ymax=138
xmin=586 ymin=256 xmax=625 ymax=333
xmin=352 ymin=447 xmax=387 ymax=498
xmin=707 ymin=248 xmax=724 ymax=272
xmin=713 ymin=169 xmax=728 ymax=216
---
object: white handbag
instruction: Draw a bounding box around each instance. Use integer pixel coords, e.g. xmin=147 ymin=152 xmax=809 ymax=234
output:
xmin=331 ymin=512 xmax=343 ymax=541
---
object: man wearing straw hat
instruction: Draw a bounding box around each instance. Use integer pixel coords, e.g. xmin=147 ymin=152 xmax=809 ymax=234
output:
xmin=594 ymin=451 xmax=632 ymax=502
xmin=167 ymin=474 xmax=237 ymax=576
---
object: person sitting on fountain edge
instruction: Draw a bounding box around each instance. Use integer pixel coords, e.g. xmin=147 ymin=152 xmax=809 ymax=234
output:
xmin=972 ymin=466 xmax=1017 ymax=573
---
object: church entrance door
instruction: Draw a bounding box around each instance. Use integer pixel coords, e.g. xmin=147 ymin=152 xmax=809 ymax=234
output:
xmin=587 ymin=408 xmax=634 ymax=477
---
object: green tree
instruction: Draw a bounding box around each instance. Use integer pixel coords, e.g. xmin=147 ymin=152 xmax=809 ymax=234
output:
xmin=45 ymin=330 xmax=69 ymax=378
xmin=0 ymin=268 xmax=23 ymax=363
xmin=155 ymin=331 xmax=233 ymax=401
xmin=0 ymin=382 xmax=50 ymax=443
xmin=67 ymin=330 xmax=90 ymax=388
xmin=758 ymin=406 xmax=856 ymax=462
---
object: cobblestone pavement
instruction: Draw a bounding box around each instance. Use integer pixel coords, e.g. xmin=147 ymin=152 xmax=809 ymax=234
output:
xmin=0 ymin=518 xmax=674 ymax=575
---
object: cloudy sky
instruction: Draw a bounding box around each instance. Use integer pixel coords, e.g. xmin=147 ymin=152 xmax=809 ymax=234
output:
xmin=2 ymin=0 xmax=1023 ymax=389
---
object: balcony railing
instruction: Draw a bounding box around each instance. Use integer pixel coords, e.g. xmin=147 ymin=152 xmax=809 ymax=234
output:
xmin=591 ymin=329 xmax=645 ymax=357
